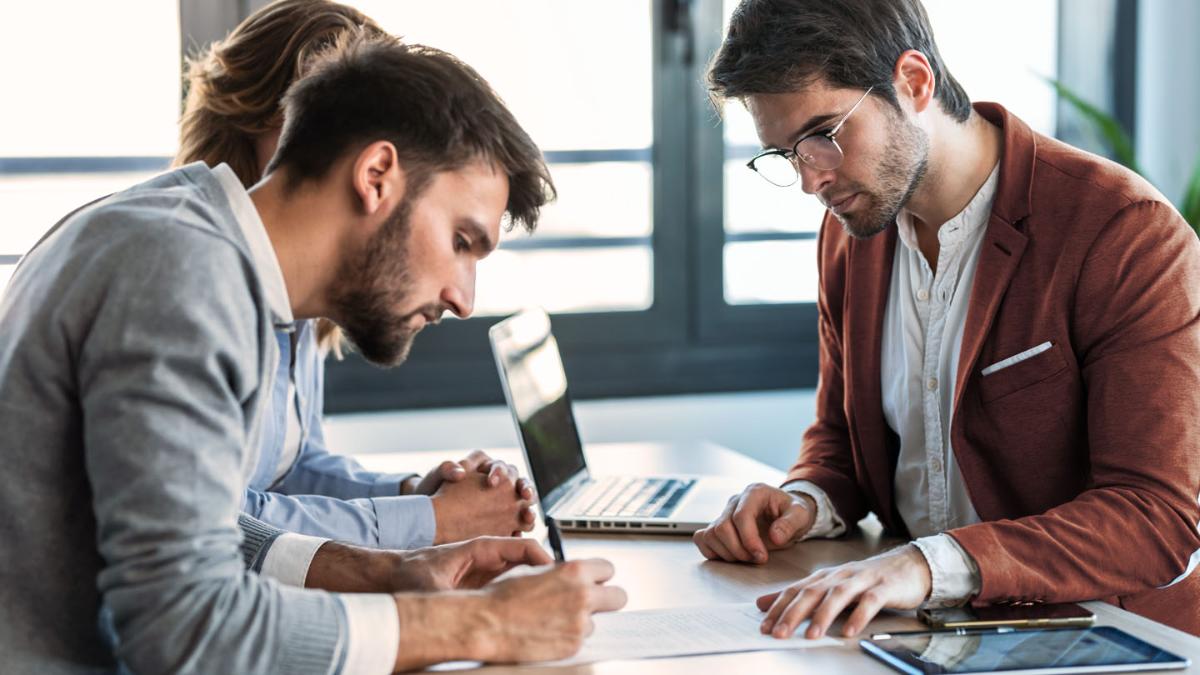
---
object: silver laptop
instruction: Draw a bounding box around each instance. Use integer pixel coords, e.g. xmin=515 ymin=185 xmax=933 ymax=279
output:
xmin=488 ymin=308 xmax=737 ymax=534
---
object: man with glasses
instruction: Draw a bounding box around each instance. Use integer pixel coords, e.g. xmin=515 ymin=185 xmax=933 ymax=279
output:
xmin=694 ymin=0 xmax=1200 ymax=640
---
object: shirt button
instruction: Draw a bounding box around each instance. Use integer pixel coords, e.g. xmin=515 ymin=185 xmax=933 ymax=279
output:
xmin=927 ymin=377 xmax=938 ymax=391
xmin=931 ymin=458 xmax=943 ymax=473
xmin=917 ymin=288 xmax=929 ymax=301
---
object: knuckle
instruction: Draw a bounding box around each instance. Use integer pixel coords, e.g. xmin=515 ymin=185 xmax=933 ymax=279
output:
xmin=572 ymin=613 xmax=590 ymax=635
xmin=746 ymin=482 xmax=769 ymax=497
xmin=798 ymin=585 xmax=822 ymax=599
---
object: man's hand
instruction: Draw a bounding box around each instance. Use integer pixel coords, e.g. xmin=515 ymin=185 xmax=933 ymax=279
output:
xmin=392 ymin=558 xmax=628 ymax=671
xmin=430 ymin=452 xmax=537 ymax=543
xmin=693 ymin=483 xmax=817 ymax=563
xmin=403 ymin=450 xmax=538 ymax=538
xmin=757 ymin=544 xmax=932 ymax=639
xmin=388 ymin=537 xmax=552 ymax=591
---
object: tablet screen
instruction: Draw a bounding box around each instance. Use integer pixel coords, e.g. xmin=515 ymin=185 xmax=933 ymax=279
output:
xmin=861 ymin=626 xmax=1189 ymax=674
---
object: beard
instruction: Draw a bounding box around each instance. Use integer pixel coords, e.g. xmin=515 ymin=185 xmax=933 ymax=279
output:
xmin=833 ymin=110 xmax=930 ymax=239
xmin=326 ymin=199 xmax=440 ymax=367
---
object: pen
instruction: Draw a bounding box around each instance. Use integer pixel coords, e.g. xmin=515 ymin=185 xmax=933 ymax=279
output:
xmin=870 ymin=626 xmax=1017 ymax=640
xmin=545 ymin=515 xmax=566 ymax=563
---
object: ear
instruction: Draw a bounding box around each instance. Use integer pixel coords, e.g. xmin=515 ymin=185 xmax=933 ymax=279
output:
xmin=350 ymin=140 xmax=407 ymax=216
xmin=892 ymin=49 xmax=936 ymax=115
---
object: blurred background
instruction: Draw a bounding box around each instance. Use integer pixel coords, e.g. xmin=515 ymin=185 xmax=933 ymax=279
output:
xmin=2 ymin=0 xmax=1197 ymax=469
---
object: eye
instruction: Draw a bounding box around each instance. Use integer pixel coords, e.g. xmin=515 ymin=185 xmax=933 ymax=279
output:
xmin=454 ymin=234 xmax=471 ymax=253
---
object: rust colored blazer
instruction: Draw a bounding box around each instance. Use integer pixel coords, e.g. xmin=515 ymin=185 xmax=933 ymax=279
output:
xmin=789 ymin=103 xmax=1200 ymax=635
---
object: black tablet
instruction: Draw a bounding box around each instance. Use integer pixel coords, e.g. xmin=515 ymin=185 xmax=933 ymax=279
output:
xmin=861 ymin=626 xmax=1190 ymax=674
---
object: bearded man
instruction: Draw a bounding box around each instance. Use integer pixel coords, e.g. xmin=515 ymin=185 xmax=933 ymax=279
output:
xmin=0 ymin=36 xmax=625 ymax=674
xmin=694 ymin=0 xmax=1200 ymax=640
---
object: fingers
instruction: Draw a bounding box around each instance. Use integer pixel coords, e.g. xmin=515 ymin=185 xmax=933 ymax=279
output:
xmin=489 ymin=536 xmax=553 ymax=567
xmin=516 ymin=477 xmax=536 ymax=502
xmin=704 ymin=534 xmax=740 ymax=562
xmin=693 ymin=530 xmax=719 ymax=560
xmin=694 ymin=486 xmax=781 ymax=563
xmin=755 ymin=590 xmax=781 ymax=612
xmin=486 ymin=461 xmax=514 ymax=487
xmin=519 ymin=504 xmax=537 ymax=528
xmin=693 ymin=496 xmax=739 ymax=561
xmin=842 ymin=588 xmax=887 ymax=637
xmin=569 ymin=558 xmax=617 ymax=585
xmin=461 ymin=449 xmax=492 ymax=472
xmin=767 ymin=497 xmax=813 ymax=548
xmin=436 ymin=460 xmax=467 ymax=482
xmin=731 ymin=497 xmax=769 ymax=563
xmin=761 ymin=585 xmax=806 ymax=635
xmin=805 ymin=576 xmax=869 ymax=639
xmin=587 ymin=583 xmax=628 ymax=613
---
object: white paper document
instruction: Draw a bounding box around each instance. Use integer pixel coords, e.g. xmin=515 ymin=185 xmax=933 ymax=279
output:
xmin=546 ymin=602 xmax=843 ymax=667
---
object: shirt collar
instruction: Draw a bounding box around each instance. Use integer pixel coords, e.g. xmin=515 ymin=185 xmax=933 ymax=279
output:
xmin=895 ymin=162 xmax=1001 ymax=253
xmin=211 ymin=163 xmax=294 ymax=327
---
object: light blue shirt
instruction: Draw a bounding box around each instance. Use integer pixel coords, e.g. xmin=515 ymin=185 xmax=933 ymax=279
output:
xmin=240 ymin=318 xmax=437 ymax=550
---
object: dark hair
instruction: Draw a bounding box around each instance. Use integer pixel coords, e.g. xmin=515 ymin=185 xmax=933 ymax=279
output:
xmin=176 ymin=0 xmax=387 ymax=355
xmin=267 ymin=35 xmax=555 ymax=232
xmin=708 ymin=0 xmax=971 ymax=123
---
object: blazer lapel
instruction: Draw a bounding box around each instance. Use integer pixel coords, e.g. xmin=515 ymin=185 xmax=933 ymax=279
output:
xmin=844 ymin=225 xmax=901 ymax=529
xmin=954 ymin=217 xmax=1028 ymax=409
xmin=954 ymin=102 xmax=1038 ymax=418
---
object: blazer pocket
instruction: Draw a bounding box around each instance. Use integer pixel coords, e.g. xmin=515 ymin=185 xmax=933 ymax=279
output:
xmin=978 ymin=341 xmax=1069 ymax=403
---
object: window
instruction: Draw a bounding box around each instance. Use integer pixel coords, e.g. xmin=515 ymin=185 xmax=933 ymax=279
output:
xmin=351 ymin=1 xmax=656 ymax=317
xmin=3 ymin=0 xmax=1086 ymax=414
xmin=325 ymin=0 xmax=1070 ymax=411
xmin=0 ymin=1 xmax=179 ymax=291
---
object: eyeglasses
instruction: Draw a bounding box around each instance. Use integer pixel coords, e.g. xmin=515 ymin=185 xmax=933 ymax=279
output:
xmin=747 ymin=86 xmax=874 ymax=187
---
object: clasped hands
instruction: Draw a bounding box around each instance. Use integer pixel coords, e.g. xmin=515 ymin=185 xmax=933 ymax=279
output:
xmin=692 ymin=482 xmax=933 ymax=640
xmin=400 ymin=449 xmax=539 ymax=542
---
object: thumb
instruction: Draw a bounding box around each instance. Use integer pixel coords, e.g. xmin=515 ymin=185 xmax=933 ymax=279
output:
xmin=767 ymin=501 xmax=811 ymax=547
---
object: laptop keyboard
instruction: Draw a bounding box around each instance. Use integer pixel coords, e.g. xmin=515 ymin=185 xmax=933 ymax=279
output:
xmin=567 ymin=476 xmax=697 ymax=519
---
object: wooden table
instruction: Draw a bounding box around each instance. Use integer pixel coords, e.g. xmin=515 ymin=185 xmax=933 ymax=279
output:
xmin=354 ymin=441 xmax=1200 ymax=673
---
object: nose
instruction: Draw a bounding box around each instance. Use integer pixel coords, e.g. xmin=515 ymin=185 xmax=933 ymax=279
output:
xmin=441 ymin=261 xmax=477 ymax=319
xmin=797 ymin=161 xmax=835 ymax=196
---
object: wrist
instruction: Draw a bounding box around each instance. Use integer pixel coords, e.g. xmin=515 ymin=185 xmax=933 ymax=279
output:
xmin=429 ymin=494 xmax=452 ymax=545
xmin=399 ymin=475 xmax=421 ymax=496
xmin=903 ymin=543 xmax=934 ymax=601
xmin=305 ymin=541 xmax=398 ymax=593
xmin=393 ymin=591 xmax=490 ymax=670
xmin=791 ymin=492 xmax=818 ymax=538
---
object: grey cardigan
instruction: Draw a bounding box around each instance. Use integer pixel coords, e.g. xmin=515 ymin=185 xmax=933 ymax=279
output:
xmin=0 ymin=164 xmax=349 ymax=674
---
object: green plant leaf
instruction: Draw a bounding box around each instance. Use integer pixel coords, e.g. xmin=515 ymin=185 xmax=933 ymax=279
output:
xmin=1182 ymin=154 xmax=1200 ymax=237
xmin=1045 ymin=78 xmax=1143 ymax=176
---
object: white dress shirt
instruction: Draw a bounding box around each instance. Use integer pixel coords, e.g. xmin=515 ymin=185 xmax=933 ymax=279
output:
xmin=215 ymin=164 xmax=399 ymax=674
xmin=788 ymin=164 xmax=1000 ymax=607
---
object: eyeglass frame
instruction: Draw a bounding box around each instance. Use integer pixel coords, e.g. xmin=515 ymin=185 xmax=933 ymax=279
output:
xmin=746 ymin=86 xmax=875 ymax=187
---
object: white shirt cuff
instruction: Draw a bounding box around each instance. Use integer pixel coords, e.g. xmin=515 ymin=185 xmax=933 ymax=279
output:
xmin=781 ymin=479 xmax=847 ymax=540
xmin=338 ymin=594 xmax=400 ymax=675
xmin=912 ymin=534 xmax=981 ymax=607
xmin=259 ymin=532 xmax=327 ymax=587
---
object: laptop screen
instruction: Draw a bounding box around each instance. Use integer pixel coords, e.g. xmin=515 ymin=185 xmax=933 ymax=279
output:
xmin=489 ymin=309 xmax=587 ymax=510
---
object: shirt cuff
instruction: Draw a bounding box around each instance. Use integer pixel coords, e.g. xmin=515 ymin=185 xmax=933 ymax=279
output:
xmin=259 ymin=532 xmax=327 ymax=587
xmin=338 ymin=594 xmax=400 ymax=675
xmin=371 ymin=495 xmax=436 ymax=549
xmin=781 ymin=479 xmax=847 ymax=540
xmin=368 ymin=473 xmax=416 ymax=498
xmin=912 ymin=534 xmax=981 ymax=608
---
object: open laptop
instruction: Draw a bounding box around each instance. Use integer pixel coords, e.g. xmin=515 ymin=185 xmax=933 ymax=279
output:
xmin=488 ymin=308 xmax=739 ymax=534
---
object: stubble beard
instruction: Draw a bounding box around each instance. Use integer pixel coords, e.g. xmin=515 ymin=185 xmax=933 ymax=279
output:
xmin=834 ymin=112 xmax=930 ymax=240
xmin=327 ymin=200 xmax=422 ymax=368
